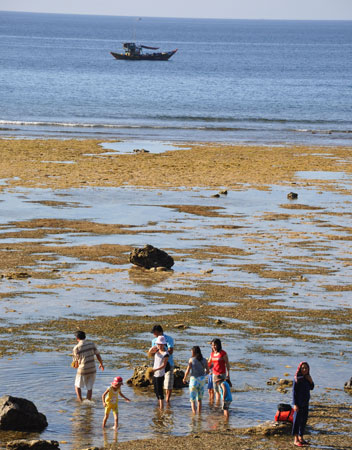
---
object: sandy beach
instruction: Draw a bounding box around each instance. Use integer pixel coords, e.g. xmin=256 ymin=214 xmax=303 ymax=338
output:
xmin=0 ymin=138 xmax=351 ymax=449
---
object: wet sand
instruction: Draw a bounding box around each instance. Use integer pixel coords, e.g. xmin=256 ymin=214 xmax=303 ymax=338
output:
xmin=0 ymin=139 xmax=351 ymax=449
xmin=0 ymin=139 xmax=351 ymax=192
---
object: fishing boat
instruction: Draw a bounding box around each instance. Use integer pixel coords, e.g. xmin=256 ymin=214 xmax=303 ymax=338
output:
xmin=110 ymin=42 xmax=177 ymax=61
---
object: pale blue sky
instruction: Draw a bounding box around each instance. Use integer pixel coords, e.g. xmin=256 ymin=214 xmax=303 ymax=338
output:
xmin=1 ymin=0 xmax=352 ymax=20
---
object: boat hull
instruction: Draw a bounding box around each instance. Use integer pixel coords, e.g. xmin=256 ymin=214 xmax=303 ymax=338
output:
xmin=110 ymin=49 xmax=177 ymax=61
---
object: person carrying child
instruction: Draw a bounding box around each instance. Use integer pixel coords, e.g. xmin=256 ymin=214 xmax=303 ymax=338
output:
xmin=292 ymin=361 xmax=314 ymax=447
xmin=214 ymin=375 xmax=232 ymax=420
xmin=148 ymin=335 xmax=169 ymax=410
xmin=102 ymin=376 xmax=130 ymax=429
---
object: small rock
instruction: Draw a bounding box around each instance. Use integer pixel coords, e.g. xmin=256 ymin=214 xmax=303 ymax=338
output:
xmin=279 ymin=379 xmax=293 ymax=387
xmin=267 ymin=377 xmax=279 ymax=386
xmin=219 ymin=190 xmax=228 ymax=195
xmin=344 ymin=377 xmax=352 ymax=391
xmin=211 ymin=194 xmax=220 ymax=198
xmin=201 ymin=268 xmax=213 ymax=274
xmin=215 ymin=319 xmax=223 ymax=325
xmin=133 ymin=148 xmax=149 ymax=153
xmin=287 ymin=192 xmax=298 ymax=200
xmin=174 ymin=323 xmax=187 ymax=329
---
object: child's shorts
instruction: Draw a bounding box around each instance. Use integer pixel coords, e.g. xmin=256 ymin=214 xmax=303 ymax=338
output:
xmin=222 ymin=400 xmax=232 ymax=411
xmin=207 ymin=374 xmax=213 ymax=390
xmin=105 ymin=403 xmax=118 ymax=416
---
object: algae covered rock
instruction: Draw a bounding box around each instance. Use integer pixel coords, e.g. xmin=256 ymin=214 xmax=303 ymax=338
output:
xmin=129 ymin=245 xmax=174 ymax=269
xmin=127 ymin=365 xmax=185 ymax=389
xmin=6 ymin=440 xmax=59 ymax=450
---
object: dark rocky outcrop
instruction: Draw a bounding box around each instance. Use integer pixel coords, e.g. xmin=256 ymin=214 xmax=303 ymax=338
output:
xmin=287 ymin=192 xmax=298 ymax=200
xmin=127 ymin=365 xmax=185 ymax=389
xmin=6 ymin=440 xmax=59 ymax=450
xmin=129 ymin=245 xmax=174 ymax=269
xmin=0 ymin=396 xmax=48 ymax=432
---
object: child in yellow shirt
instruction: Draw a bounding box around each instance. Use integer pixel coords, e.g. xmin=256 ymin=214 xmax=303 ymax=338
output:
xmin=102 ymin=376 xmax=130 ymax=429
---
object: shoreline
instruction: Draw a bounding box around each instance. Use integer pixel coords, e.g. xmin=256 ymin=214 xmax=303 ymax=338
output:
xmin=0 ymin=138 xmax=351 ymax=449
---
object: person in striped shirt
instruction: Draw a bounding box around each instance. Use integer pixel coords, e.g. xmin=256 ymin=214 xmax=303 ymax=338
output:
xmin=72 ymin=330 xmax=104 ymax=401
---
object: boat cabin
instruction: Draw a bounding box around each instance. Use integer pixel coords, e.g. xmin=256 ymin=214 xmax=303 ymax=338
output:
xmin=123 ymin=42 xmax=141 ymax=56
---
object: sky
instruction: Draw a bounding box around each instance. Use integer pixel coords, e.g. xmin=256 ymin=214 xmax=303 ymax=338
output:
xmin=1 ymin=0 xmax=352 ymax=20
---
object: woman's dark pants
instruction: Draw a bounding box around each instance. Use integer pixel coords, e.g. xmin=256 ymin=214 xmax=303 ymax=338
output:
xmin=292 ymin=406 xmax=309 ymax=436
xmin=153 ymin=376 xmax=165 ymax=400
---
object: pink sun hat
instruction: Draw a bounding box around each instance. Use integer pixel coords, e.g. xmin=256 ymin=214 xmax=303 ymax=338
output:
xmin=112 ymin=376 xmax=123 ymax=386
xmin=155 ymin=336 xmax=166 ymax=345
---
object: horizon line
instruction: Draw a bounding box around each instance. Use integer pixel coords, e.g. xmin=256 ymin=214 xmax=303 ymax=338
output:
xmin=1 ymin=9 xmax=352 ymax=21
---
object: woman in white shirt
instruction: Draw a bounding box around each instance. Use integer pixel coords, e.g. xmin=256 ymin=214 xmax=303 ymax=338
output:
xmin=148 ymin=335 xmax=169 ymax=409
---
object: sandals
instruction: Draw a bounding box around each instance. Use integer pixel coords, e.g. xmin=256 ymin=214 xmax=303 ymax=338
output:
xmin=294 ymin=441 xmax=310 ymax=447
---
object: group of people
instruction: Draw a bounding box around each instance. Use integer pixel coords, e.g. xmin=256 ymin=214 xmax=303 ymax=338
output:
xmin=72 ymin=328 xmax=314 ymax=447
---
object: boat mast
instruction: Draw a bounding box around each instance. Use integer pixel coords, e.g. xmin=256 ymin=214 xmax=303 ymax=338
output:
xmin=132 ymin=17 xmax=142 ymax=42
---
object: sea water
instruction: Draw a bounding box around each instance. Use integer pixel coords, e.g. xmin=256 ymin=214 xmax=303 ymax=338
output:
xmin=0 ymin=11 xmax=351 ymax=144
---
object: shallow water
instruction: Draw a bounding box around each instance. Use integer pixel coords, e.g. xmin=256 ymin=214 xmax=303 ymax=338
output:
xmin=0 ymin=178 xmax=351 ymax=447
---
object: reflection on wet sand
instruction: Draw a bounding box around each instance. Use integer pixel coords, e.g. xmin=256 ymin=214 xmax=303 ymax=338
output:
xmin=150 ymin=406 xmax=175 ymax=435
xmin=71 ymin=401 xmax=95 ymax=449
xmin=103 ymin=428 xmax=118 ymax=449
xmin=128 ymin=266 xmax=174 ymax=287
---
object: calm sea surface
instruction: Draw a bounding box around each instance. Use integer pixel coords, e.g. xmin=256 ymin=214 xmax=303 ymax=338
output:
xmin=0 ymin=12 xmax=352 ymax=144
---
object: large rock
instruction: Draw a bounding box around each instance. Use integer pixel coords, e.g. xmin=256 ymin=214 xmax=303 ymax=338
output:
xmin=129 ymin=245 xmax=174 ymax=269
xmin=127 ymin=365 xmax=185 ymax=389
xmin=0 ymin=396 xmax=48 ymax=432
xmin=6 ymin=440 xmax=59 ymax=450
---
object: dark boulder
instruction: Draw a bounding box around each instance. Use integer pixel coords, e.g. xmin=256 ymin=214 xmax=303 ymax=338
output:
xmin=6 ymin=440 xmax=59 ymax=450
xmin=0 ymin=396 xmax=48 ymax=432
xmin=129 ymin=245 xmax=174 ymax=269
xmin=287 ymin=192 xmax=298 ymax=200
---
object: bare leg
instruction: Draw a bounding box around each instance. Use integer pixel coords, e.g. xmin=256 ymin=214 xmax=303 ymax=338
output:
xmin=198 ymin=399 xmax=202 ymax=414
xmin=75 ymin=386 xmax=83 ymax=402
xmin=86 ymin=389 xmax=93 ymax=400
xmin=224 ymin=409 xmax=229 ymax=421
xmin=102 ymin=412 xmax=109 ymax=428
xmin=113 ymin=412 xmax=118 ymax=429
xmin=158 ymin=399 xmax=164 ymax=410
xmin=191 ymin=401 xmax=196 ymax=414
xmin=215 ymin=392 xmax=221 ymax=405
xmin=208 ymin=389 xmax=214 ymax=404
xmin=165 ymin=389 xmax=172 ymax=403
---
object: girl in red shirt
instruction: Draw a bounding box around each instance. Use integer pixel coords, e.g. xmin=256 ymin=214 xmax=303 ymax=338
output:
xmin=208 ymin=338 xmax=230 ymax=404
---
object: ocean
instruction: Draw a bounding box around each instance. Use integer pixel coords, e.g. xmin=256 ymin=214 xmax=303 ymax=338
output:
xmin=0 ymin=11 xmax=352 ymax=145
